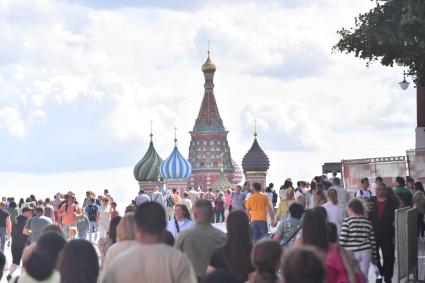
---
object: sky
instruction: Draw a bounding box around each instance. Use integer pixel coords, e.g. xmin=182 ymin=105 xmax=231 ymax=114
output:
xmin=0 ymin=0 xmax=416 ymax=206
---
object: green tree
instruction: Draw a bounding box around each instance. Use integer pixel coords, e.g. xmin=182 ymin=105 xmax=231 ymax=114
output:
xmin=334 ymin=0 xmax=425 ymax=86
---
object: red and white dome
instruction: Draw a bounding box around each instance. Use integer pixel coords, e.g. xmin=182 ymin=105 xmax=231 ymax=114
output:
xmin=231 ymin=159 xmax=244 ymax=185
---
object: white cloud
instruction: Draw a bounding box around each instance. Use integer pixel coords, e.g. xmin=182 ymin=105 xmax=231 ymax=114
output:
xmin=0 ymin=107 xmax=26 ymax=139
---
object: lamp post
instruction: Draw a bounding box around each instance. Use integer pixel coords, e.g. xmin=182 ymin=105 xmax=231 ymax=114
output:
xmin=399 ymin=71 xmax=410 ymax=91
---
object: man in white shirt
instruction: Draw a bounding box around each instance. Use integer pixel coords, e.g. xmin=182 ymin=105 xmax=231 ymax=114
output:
xmin=102 ymin=202 xmax=197 ymax=283
xmin=332 ymin=177 xmax=350 ymax=208
xmin=135 ymin=190 xmax=150 ymax=207
xmin=355 ymin=178 xmax=373 ymax=199
xmin=151 ymin=186 xmax=164 ymax=207
xmin=370 ymin=176 xmax=383 ymax=196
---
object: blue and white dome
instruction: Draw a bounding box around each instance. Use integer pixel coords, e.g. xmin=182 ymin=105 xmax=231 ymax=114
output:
xmin=160 ymin=146 xmax=192 ymax=180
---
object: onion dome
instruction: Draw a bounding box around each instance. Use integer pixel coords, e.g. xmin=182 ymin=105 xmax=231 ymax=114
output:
xmin=160 ymin=131 xmax=192 ymax=180
xmin=201 ymin=51 xmax=216 ymax=73
xmin=211 ymin=157 xmax=234 ymax=191
xmin=133 ymin=134 xmax=163 ymax=182
xmin=231 ymin=159 xmax=244 ymax=185
xmin=242 ymin=135 xmax=270 ymax=172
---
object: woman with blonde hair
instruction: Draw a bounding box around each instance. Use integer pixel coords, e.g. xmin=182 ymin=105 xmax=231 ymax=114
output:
xmin=322 ymin=188 xmax=344 ymax=233
xmin=101 ymin=212 xmax=136 ymax=274
xmin=276 ymin=188 xmax=295 ymax=221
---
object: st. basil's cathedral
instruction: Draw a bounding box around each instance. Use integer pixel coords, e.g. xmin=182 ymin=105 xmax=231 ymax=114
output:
xmin=133 ymin=52 xmax=270 ymax=194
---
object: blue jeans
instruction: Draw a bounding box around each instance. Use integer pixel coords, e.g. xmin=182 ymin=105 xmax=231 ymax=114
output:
xmin=251 ymin=221 xmax=268 ymax=242
xmin=0 ymin=227 xmax=6 ymax=251
xmin=88 ymin=221 xmax=97 ymax=243
xmin=215 ymin=210 xmax=225 ymax=223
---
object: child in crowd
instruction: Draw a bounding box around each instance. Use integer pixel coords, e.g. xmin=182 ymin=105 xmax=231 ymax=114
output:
xmin=111 ymin=202 xmax=119 ymax=218
xmin=77 ymin=214 xmax=90 ymax=240
xmin=68 ymin=227 xmax=78 ymax=240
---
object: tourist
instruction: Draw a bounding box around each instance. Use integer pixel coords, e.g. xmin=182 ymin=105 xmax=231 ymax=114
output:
xmin=104 ymin=189 xmax=114 ymax=201
xmin=102 ymin=202 xmax=197 ymax=283
xmin=0 ymin=201 xmax=11 ymax=251
xmin=371 ymin=176 xmax=383 ymax=196
xmin=187 ymin=187 xmax=200 ymax=206
xmin=59 ymin=239 xmax=99 ymax=283
xmin=273 ymin=203 xmax=304 ymax=247
xmin=85 ymin=197 xmax=99 ymax=243
xmin=11 ymin=232 xmax=66 ymax=283
xmin=248 ymin=239 xmax=281 ymax=283
xmin=166 ymin=204 xmax=193 ymax=239
xmin=135 ymin=190 xmax=150 ymax=206
xmin=59 ymin=192 xmax=82 ymax=237
xmin=224 ymin=189 xmax=232 ymax=212
xmin=339 ymin=198 xmax=377 ymax=278
xmin=151 ymin=186 xmax=164 ymax=207
xmin=98 ymin=216 xmax=121 ymax=264
xmin=208 ymin=210 xmax=254 ymax=281
xmin=18 ymin=198 xmax=25 ymax=213
xmin=23 ymin=206 xmax=52 ymax=244
xmin=369 ymin=183 xmax=399 ymax=283
xmin=265 ymin=185 xmax=274 ymax=208
xmin=175 ymin=199 xmax=226 ymax=281
xmin=76 ymin=213 xmax=90 ymax=240
xmin=51 ymin=193 xmax=62 ymax=225
xmin=43 ymin=198 xmax=54 ymax=220
xmin=214 ymin=192 xmax=226 ymax=223
xmin=230 ymin=185 xmax=246 ymax=210
xmin=414 ymin=182 xmax=425 ymax=239
xmin=355 ymin=177 xmax=373 ymax=199
xmin=172 ymin=188 xmax=181 ymax=204
xmin=165 ymin=190 xmax=175 ymax=220
xmin=180 ymin=192 xmax=193 ymax=213
xmin=6 ymin=207 xmax=32 ymax=281
xmin=82 ymin=191 xmax=92 ymax=209
xmin=7 ymin=201 xmax=19 ymax=226
xmin=322 ymin=188 xmax=344 ymax=232
xmin=279 ymin=179 xmax=293 ymax=201
xmin=305 ymin=180 xmax=315 ymax=208
xmin=246 ymin=182 xmax=276 ymax=241
xmin=394 ymin=176 xmax=413 ymax=207
xmin=312 ymin=183 xmax=327 ymax=207
xmin=110 ymin=202 xmax=119 ymax=218
xmin=331 ymin=177 xmax=350 ymax=208
xmin=276 ymin=188 xmax=295 ymax=221
xmin=0 ymin=250 xmax=4 ymax=281
xmin=101 ymin=212 xmax=137 ymax=277
xmin=204 ymin=188 xmax=216 ymax=221
xmin=294 ymin=181 xmax=306 ymax=198
xmin=406 ymin=176 xmax=415 ymax=195
xmin=280 ymin=246 xmax=325 ymax=283
xmin=98 ymin=197 xmax=112 ymax=239
xmin=329 ymin=170 xmax=338 ymax=184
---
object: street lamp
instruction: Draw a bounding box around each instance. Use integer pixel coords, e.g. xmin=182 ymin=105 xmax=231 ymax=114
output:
xmin=399 ymin=71 xmax=410 ymax=90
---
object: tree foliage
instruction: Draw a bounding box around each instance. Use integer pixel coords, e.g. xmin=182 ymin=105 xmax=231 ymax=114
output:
xmin=334 ymin=0 xmax=425 ymax=86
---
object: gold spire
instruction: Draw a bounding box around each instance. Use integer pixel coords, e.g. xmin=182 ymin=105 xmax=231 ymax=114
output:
xmin=157 ymin=166 xmax=161 ymax=182
xmin=220 ymin=152 xmax=225 ymax=172
xmin=202 ymin=42 xmax=216 ymax=72
xmin=149 ymin=120 xmax=153 ymax=141
xmin=254 ymin=119 xmax=257 ymax=139
xmin=173 ymin=126 xmax=178 ymax=146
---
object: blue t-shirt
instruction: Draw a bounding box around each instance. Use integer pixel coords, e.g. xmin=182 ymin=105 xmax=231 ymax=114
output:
xmin=85 ymin=204 xmax=100 ymax=222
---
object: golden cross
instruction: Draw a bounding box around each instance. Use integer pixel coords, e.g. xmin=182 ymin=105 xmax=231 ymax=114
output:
xmin=173 ymin=126 xmax=178 ymax=145
xmin=207 ymin=40 xmax=210 ymax=55
xmin=254 ymin=119 xmax=257 ymax=138
xmin=149 ymin=120 xmax=153 ymax=141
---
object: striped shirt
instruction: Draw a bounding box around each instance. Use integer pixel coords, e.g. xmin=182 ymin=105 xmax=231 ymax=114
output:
xmin=339 ymin=216 xmax=377 ymax=261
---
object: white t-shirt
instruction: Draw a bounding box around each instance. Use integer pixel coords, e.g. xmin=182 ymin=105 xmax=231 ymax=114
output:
xmin=99 ymin=206 xmax=111 ymax=222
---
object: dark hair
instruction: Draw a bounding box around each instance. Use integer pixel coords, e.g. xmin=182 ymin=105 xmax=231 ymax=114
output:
xmin=104 ymin=189 xmax=109 ymax=193
xmin=109 ymin=216 xmax=122 ymax=243
xmin=415 ymin=182 xmax=425 ymax=193
xmin=222 ymin=210 xmax=254 ymax=281
xmin=361 ymin=177 xmax=369 ymax=184
xmin=173 ymin=204 xmax=191 ymax=234
xmin=0 ymin=250 xmax=5 ymax=280
xmin=283 ymin=179 xmax=293 ymax=189
xmin=281 ymin=246 xmax=325 ymax=283
xmin=265 ymin=186 xmax=272 ymax=193
xmin=204 ymin=270 xmax=244 ymax=283
xmin=348 ymin=198 xmax=365 ymax=216
xmin=396 ymin=176 xmax=405 ymax=187
xmin=19 ymin=198 xmax=25 ymax=208
xmin=251 ymin=240 xmax=281 ymax=281
xmin=35 ymin=206 xmax=45 ymax=214
xmin=289 ymin=203 xmax=304 ymax=219
xmin=161 ymin=230 xmax=175 ymax=246
xmin=30 ymin=194 xmax=36 ymax=201
xmin=332 ymin=177 xmax=341 ymax=186
xmin=42 ymin=224 xmax=66 ymax=238
xmin=327 ymin=222 xmax=338 ymax=243
xmin=25 ymin=232 xmax=66 ymax=281
xmin=135 ymin=202 xmax=166 ymax=236
xmin=59 ymin=240 xmax=99 ymax=283
xmin=172 ymin=188 xmax=177 ymax=193
xmin=253 ymin=182 xmax=261 ymax=192
xmin=302 ymin=209 xmax=329 ymax=251
xmin=376 ymin=176 xmax=383 ymax=182
xmin=8 ymin=201 xmax=17 ymax=209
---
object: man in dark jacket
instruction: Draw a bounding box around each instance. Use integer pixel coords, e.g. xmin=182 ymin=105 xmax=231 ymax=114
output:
xmin=368 ymin=183 xmax=399 ymax=283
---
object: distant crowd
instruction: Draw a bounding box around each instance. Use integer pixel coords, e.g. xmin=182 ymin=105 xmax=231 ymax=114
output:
xmin=0 ymin=173 xmax=424 ymax=283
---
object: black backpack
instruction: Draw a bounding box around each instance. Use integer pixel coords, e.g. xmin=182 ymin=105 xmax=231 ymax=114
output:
xmin=88 ymin=205 xmax=97 ymax=219
xmin=272 ymin=190 xmax=278 ymax=204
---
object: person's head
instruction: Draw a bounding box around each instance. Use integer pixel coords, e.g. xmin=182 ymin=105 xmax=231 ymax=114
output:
xmin=406 ymin=176 xmax=415 ymax=188
xmin=24 ymin=232 xmax=66 ymax=281
xmin=415 ymin=182 xmax=425 ymax=193
xmin=35 ymin=205 xmax=44 ymax=216
xmin=375 ymin=182 xmax=385 ymax=198
xmin=174 ymin=204 xmax=191 ymax=221
xmin=269 ymin=183 xmax=274 ymax=189
xmin=396 ymin=176 xmax=405 ymax=188
xmin=347 ymin=198 xmax=365 ymax=217
xmin=361 ymin=178 xmax=369 ymax=189
xmin=251 ymin=240 xmax=281 ymax=279
xmin=30 ymin=194 xmax=36 ymax=201
xmin=253 ymin=182 xmax=261 ymax=192
xmin=161 ymin=230 xmax=175 ymax=246
xmin=68 ymin=227 xmax=78 ymax=239
xmin=332 ymin=177 xmax=341 ymax=187
xmin=104 ymin=189 xmax=109 ymax=195
xmin=172 ymin=188 xmax=177 ymax=194
xmin=59 ymin=239 xmax=99 ymax=283
xmin=22 ymin=207 xmax=33 ymax=218
xmin=310 ymin=180 xmax=317 ymax=192
xmin=0 ymin=202 xmax=4 ymax=209
xmin=208 ymin=188 xmax=213 ymax=192
xmin=236 ymin=185 xmax=241 ymax=193
xmin=139 ymin=190 xmax=145 ymax=195
xmin=204 ymin=270 xmax=244 ymax=283
xmin=285 ymin=188 xmax=294 ymax=200
xmin=44 ymin=198 xmax=51 ymax=205
xmin=108 ymin=216 xmax=122 ymax=244
xmin=193 ymin=199 xmax=213 ymax=224
xmin=283 ymin=179 xmax=293 ymax=189
xmin=280 ymin=246 xmax=325 ymax=283
xmin=37 ymin=199 xmax=43 ymax=206
xmin=0 ymin=250 xmax=5 ymax=280
xmin=299 ymin=181 xmax=307 ymax=189
xmin=302 ymin=208 xmax=328 ymax=251
xmin=295 ymin=195 xmax=306 ymax=208
xmin=183 ymin=192 xmax=189 ymax=198
xmin=86 ymin=191 xmax=91 ymax=198
xmin=326 ymin=188 xmax=338 ymax=205
xmin=111 ymin=201 xmax=117 ymax=209
xmin=90 ymin=197 xmax=96 ymax=204
xmin=116 ymin=212 xmax=135 ymax=242
xmin=288 ymin=203 xmax=304 ymax=220
xmin=102 ymin=197 xmax=110 ymax=206
xmin=376 ymin=176 xmax=383 ymax=183
xmin=332 ymin=171 xmax=337 ymax=177
xmin=8 ymin=201 xmax=17 ymax=209
xmin=134 ymin=202 xmax=166 ymax=243
xmin=42 ymin=224 xmax=65 ymax=238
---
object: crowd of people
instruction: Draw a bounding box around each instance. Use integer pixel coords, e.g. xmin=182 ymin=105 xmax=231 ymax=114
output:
xmin=0 ymin=173 xmax=424 ymax=283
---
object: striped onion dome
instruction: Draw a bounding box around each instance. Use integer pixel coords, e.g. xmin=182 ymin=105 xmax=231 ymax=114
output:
xmin=160 ymin=146 xmax=192 ymax=180
xmin=133 ymin=139 xmax=163 ymax=182
xmin=231 ymin=159 xmax=244 ymax=185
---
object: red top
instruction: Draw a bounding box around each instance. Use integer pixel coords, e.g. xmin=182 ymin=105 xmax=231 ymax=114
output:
xmin=376 ymin=199 xmax=386 ymax=219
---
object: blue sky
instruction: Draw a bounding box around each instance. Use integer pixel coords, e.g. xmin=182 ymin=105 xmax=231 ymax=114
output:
xmin=0 ymin=0 xmax=417 ymax=199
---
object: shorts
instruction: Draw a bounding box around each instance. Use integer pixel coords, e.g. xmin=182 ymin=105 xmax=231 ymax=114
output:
xmin=11 ymin=244 xmax=25 ymax=265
